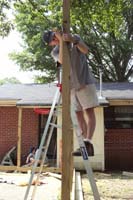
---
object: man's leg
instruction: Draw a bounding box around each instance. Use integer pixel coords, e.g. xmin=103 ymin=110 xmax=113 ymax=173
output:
xmin=85 ymin=107 xmax=96 ymax=140
xmin=74 ymin=108 xmax=95 ymax=156
xmin=76 ymin=110 xmax=87 ymax=138
xmin=76 ymin=107 xmax=96 ymax=140
xmin=71 ymin=85 xmax=98 ymax=156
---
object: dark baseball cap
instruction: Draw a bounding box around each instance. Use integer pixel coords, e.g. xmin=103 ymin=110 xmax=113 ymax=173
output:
xmin=43 ymin=30 xmax=55 ymax=45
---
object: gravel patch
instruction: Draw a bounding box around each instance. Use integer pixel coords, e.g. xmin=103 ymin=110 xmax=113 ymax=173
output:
xmin=82 ymin=172 xmax=133 ymax=200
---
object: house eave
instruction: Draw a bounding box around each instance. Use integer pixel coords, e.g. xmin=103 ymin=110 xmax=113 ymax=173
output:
xmin=16 ymin=100 xmax=53 ymax=108
xmin=108 ymin=99 xmax=133 ymax=106
xmin=0 ymin=99 xmax=18 ymax=106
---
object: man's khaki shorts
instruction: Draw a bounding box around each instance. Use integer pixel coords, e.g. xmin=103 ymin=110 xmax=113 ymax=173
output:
xmin=71 ymin=84 xmax=99 ymax=111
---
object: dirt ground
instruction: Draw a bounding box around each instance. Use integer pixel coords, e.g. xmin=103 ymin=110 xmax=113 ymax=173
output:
xmin=0 ymin=172 xmax=61 ymax=200
xmin=0 ymin=171 xmax=133 ymax=200
xmin=82 ymin=171 xmax=133 ymax=200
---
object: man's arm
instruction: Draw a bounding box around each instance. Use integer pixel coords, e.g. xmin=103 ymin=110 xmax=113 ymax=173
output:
xmin=54 ymin=32 xmax=63 ymax=64
xmin=54 ymin=32 xmax=88 ymax=64
xmin=63 ymin=33 xmax=88 ymax=54
xmin=74 ymin=39 xmax=89 ymax=54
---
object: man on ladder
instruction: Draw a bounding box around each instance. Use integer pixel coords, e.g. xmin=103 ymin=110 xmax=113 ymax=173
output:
xmin=43 ymin=29 xmax=99 ymax=157
xmin=23 ymin=29 xmax=100 ymax=200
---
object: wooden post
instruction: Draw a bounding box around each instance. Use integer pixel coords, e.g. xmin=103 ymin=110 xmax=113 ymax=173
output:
xmin=17 ymin=107 xmax=22 ymax=167
xmin=61 ymin=0 xmax=73 ymax=200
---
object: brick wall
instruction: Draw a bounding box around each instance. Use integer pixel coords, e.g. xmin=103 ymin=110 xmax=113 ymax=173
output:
xmin=0 ymin=106 xmax=39 ymax=165
xmin=105 ymin=128 xmax=133 ymax=170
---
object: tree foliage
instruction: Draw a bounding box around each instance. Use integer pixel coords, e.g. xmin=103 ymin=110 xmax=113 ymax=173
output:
xmin=0 ymin=77 xmax=21 ymax=85
xmin=70 ymin=0 xmax=133 ymax=81
xmin=0 ymin=0 xmax=13 ymax=37
xmin=2 ymin=0 xmax=133 ymax=82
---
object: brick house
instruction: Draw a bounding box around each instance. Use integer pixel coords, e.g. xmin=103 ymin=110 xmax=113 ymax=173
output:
xmin=0 ymin=83 xmax=56 ymax=167
xmin=0 ymin=82 xmax=133 ymax=171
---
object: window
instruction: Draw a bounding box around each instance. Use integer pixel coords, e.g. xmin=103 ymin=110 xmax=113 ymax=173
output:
xmin=104 ymin=106 xmax=133 ymax=129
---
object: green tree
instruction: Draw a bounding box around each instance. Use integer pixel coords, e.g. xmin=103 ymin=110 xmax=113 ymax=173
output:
xmin=0 ymin=77 xmax=21 ymax=85
xmin=3 ymin=0 xmax=133 ymax=82
xmin=0 ymin=0 xmax=13 ymax=37
xmin=70 ymin=0 xmax=133 ymax=81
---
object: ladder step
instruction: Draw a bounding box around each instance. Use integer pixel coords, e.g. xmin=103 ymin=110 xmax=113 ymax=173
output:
xmin=50 ymin=123 xmax=62 ymax=129
xmin=53 ymin=110 xmax=62 ymax=116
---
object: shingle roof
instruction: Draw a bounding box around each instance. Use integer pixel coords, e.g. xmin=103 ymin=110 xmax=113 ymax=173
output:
xmin=96 ymin=82 xmax=133 ymax=100
xmin=0 ymin=83 xmax=57 ymax=106
xmin=0 ymin=82 xmax=132 ymax=106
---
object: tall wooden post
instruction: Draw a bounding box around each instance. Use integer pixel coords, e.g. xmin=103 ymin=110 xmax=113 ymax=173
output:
xmin=17 ymin=107 xmax=22 ymax=167
xmin=61 ymin=0 xmax=73 ymax=200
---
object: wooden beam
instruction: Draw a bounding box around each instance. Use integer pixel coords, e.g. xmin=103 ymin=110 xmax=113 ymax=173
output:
xmin=71 ymin=169 xmax=76 ymax=200
xmin=61 ymin=0 xmax=73 ymax=200
xmin=17 ymin=107 xmax=22 ymax=167
xmin=0 ymin=165 xmax=61 ymax=173
xmin=0 ymin=100 xmax=17 ymax=106
xmin=109 ymin=100 xmax=133 ymax=106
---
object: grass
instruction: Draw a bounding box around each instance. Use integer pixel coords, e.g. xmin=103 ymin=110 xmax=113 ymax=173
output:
xmin=81 ymin=171 xmax=133 ymax=200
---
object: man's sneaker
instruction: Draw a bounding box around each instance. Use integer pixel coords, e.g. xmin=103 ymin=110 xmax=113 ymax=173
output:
xmin=72 ymin=148 xmax=81 ymax=156
xmin=72 ymin=141 xmax=94 ymax=157
xmin=84 ymin=141 xmax=94 ymax=156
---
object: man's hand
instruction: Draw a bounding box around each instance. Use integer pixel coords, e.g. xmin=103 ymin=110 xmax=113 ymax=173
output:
xmin=54 ymin=32 xmax=75 ymax=43
xmin=62 ymin=33 xmax=74 ymax=43
xmin=54 ymin=31 xmax=62 ymax=41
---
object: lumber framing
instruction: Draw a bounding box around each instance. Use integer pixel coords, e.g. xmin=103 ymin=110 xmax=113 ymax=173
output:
xmin=109 ymin=100 xmax=133 ymax=106
xmin=17 ymin=107 xmax=22 ymax=167
xmin=0 ymin=165 xmax=61 ymax=173
xmin=61 ymin=0 xmax=73 ymax=200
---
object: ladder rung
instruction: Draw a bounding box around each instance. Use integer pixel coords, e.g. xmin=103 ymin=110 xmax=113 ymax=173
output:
xmin=53 ymin=110 xmax=61 ymax=116
xmin=50 ymin=123 xmax=62 ymax=129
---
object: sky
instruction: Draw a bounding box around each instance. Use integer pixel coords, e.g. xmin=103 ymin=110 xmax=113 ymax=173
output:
xmin=0 ymin=30 xmax=38 ymax=83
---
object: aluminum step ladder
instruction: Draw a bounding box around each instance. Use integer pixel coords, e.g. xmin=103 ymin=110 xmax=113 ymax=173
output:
xmin=24 ymin=86 xmax=61 ymax=200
